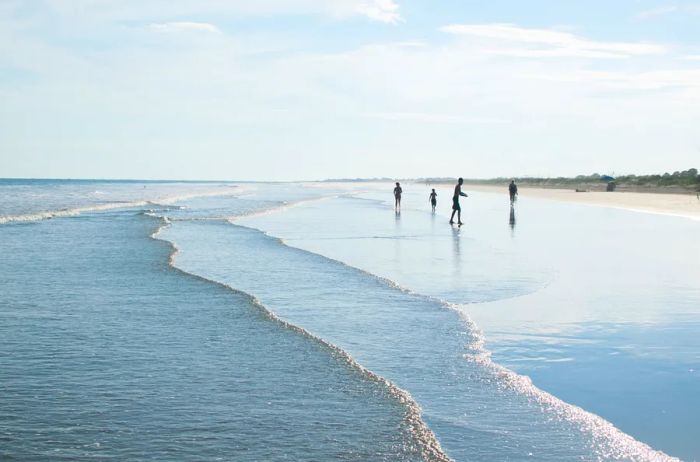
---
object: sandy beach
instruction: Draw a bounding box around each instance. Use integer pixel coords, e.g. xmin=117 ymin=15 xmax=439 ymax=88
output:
xmin=455 ymin=183 xmax=700 ymax=221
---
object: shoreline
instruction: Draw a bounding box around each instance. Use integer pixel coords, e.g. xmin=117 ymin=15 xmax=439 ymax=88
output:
xmin=461 ymin=183 xmax=700 ymax=221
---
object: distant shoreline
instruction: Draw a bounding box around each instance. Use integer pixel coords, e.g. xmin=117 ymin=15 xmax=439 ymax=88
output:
xmin=324 ymin=170 xmax=700 ymax=195
xmin=454 ymin=183 xmax=700 ymax=221
xmin=324 ymin=179 xmax=699 ymax=195
xmin=435 ymin=180 xmax=698 ymax=196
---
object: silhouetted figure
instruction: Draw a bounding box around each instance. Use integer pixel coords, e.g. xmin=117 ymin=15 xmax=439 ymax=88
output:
xmin=449 ymin=178 xmax=468 ymax=225
xmin=509 ymin=204 xmax=516 ymax=229
xmin=509 ymin=180 xmax=518 ymax=204
xmin=394 ymin=182 xmax=402 ymax=210
xmin=429 ymin=189 xmax=437 ymax=213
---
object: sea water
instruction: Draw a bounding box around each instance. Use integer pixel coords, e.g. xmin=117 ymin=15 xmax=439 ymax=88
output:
xmin=0 ymin=181 xmax=423 ymax=461
xmin=2 ymin=179 xmax=698 ymax=461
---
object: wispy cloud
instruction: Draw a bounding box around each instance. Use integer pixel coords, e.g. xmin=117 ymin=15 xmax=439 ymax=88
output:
xmin=633 ymin=4 xmax=700 ymax=21
xmin=356 ymin=0 xmax=401 ymax=24
xmin=633 ymin=5 xmax=679 ymax=21
xmin=148 ymin=22 xmax=221 ymax=34
xmin=441 ymin=23 xmax=666 ymax=58
xmin=40 ymin=0 xmax=403 ymax=25
xmin=364 ymin=111 xmax=504 ymax=124
xmin=525 ymin=69 xmax=700 ymax=91
xmin=2 ymin=3 xmax=699 ymax=179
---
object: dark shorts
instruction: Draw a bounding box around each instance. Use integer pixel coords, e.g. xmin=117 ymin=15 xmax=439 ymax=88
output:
xmin=452 ymin=197 xmax=460 ymax=211
xmin=431 ymin=199 xmax=437 ymax=206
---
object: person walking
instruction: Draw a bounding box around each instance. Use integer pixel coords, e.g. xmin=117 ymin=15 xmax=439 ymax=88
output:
xmin=393 ymin=182 xmax=403 ymax=211
xmin=429 ymin=189 xmax=437 ymax=213
xmin=449 ymin=178 xmax=468 ymax=225
xmin=509 ymin=180 xmax=518 ymax=204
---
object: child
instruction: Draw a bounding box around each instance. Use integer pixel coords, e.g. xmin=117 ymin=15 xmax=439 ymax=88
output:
xmin=429 ymin=189 xmax=437 ymax=213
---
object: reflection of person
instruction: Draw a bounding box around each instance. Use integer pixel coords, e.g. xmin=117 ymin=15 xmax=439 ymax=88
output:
xmin=509 ymin=180 xmax=518 ymax=203
xmin=429 ymin=189 xmax=437 ymax=213
xmin=509 ymin=204 xmax=516 ymax=229
xmin=394 ymin=182 xmax=402 ymax=210
xmin=449 ymin=178 xmax=468 ymax=225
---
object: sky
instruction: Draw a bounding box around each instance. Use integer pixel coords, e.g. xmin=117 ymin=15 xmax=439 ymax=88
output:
xmin=1 ymin=0 xmax=699 ymax=181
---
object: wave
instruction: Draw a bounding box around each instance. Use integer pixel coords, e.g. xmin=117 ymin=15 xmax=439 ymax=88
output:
xmin=149 ymin=217 xmax=453 ymax=462
xmin=147 ymin=190 xmax=675 ymax=460
xmin=0 ymin=188 xmax=241 ymax=225
xmin=227 ymin=219 xmax=678 ymax=462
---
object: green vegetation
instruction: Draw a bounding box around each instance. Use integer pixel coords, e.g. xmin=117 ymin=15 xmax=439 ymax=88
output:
xmin=422 ymin=168 xmax=700 ymax=193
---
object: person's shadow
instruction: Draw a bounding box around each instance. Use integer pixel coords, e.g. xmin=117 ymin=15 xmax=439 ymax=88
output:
xmin=451 ymin=225 xmax=461 ymax=276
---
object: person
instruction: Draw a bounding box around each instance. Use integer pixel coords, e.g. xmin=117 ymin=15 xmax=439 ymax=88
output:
xmin=449 ymin=178 xmax=468 ymax=225
xmin=393 ymin=182 xmax=403 ymax=211
xmin=429 ymin=189 xmax=437 ymax=213
xmin=509 ymin=180 xmax=518 ymax=204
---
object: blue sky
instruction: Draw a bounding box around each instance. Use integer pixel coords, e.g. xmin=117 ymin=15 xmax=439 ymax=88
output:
xmin=1 ymin=0 xmax=699 ymax=180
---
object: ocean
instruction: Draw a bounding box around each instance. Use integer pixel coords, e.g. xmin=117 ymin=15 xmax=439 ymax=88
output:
xmin=1 ymin=179 xmax=698 ymax=461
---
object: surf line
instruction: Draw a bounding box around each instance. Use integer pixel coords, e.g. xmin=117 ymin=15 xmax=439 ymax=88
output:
xmin=149 ymin=217 xmax=454 ymax=462
xmin=229 ymin=221 xmax=678 ymax=462
xmin=0 ymin=188 xmax=242 ymax=225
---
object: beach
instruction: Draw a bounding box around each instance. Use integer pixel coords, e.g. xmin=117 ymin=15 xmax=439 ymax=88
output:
xmin=4 ymin=1 xmax=699 ymax=460
xmin=460 ymin=183 xmax=700 ymax=221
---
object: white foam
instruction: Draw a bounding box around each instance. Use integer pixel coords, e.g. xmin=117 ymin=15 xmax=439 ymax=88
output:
xmin=452 ymin=305 xmax=678 ymax=462
xmin=144 ymin=190 xmax=679 ymax=461
xmin=150 ymin=217 xmax=453 ymax=462
xmin=228 ymin=219 xmax=679 ymax=462
xmin=0 ymin=187 xmax=241 ymax=225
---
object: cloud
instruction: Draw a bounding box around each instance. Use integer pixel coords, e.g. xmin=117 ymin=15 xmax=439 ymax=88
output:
xmin=356 ymin=0 xmax=401 ymax=24
xmin=440 ymin=23 xmax=666 ymax=58
xmin=633 ymin=4 xmax=700 ymax=21
xmin=633 ymin=5 xmax=679 ymax=21
xmin=148 ymin=22 xmax=221 ymax=33
xmin=40 ymin=0 xmax=402 ymax=24
xmin=680 ymin=55 xmax=700 ymax=61
xmin=364 ymin=112 xmax=504 ymax=124
xmin=2 ymin=4 xmax=698 ymax=180
xmin=525 ymin=69 xmax=700 ymax=91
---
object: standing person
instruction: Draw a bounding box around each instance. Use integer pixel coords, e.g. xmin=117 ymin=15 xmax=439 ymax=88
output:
xmin=449 ymin=178 xmax=468 ymax=225
xmin=509 ymin=180 xmax=518 ymax=204
xmin=393 ymin=182 xmax=403 ymax=211
xmin=429 ymin=189 xmax=437 ymax=213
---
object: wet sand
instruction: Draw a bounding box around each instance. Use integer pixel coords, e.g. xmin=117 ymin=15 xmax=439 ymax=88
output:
xmin=461 ymin=183 xmax=700 ymax=221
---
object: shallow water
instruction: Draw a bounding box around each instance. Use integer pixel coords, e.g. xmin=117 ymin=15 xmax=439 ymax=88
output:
xmin=162 ymin=219 xmax=664 ymax=461
xmin=238 ymin=184 xmax=700 ymax=460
